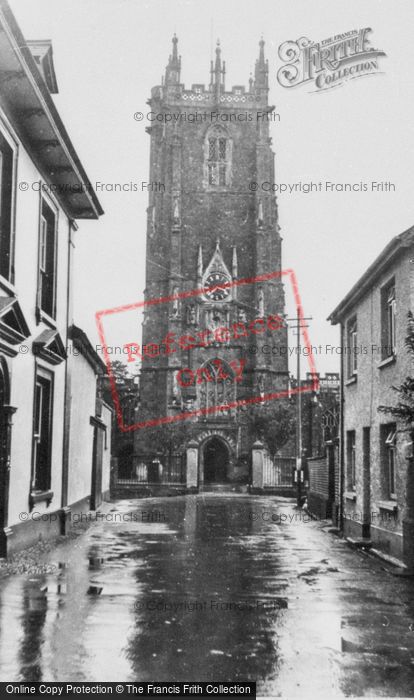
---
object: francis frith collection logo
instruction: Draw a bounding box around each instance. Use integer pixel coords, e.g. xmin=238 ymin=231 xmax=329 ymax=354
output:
xmin=277 ymin=28 xmax=386 ymax=91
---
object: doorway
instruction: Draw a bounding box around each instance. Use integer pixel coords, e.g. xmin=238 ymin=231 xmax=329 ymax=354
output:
xmin=90 ymin=424 xmax=104 ymax=511
xmin=362 ymin=427 xmax=371 ymax=539
xmin=0 ymin=358 xmax=11 ymax=555
xmin=203 ymin=437 xmax=229 ymax=484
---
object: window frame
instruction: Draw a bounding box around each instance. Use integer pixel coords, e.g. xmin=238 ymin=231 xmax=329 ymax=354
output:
xmin=37 ymin=195 xmax=58 ymax=322
xmin=381 ymin=279 xmax=396 ymax=359
xmin=39 ymin=214 xmax=47 ymax=274
xmin=0 ymin=123 xmax=18 ymax=288
xmin=197 ymin=359 xmax=236 ymax=419
xmin=31 ymin=364 xmax=54 ymax=497
xmin=346 ymin=430 xmax=356 ymax=491
xmin=346 ymin=316 xmax=358 ymax=379
xmin=384 ymin=426 xmax=397 ymax=499
xmin=204 ymin=126 xmax=232 ymax=189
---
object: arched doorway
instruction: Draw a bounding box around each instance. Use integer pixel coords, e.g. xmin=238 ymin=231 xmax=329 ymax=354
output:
xmin=203 ymin=437 xmax=229 ymax=484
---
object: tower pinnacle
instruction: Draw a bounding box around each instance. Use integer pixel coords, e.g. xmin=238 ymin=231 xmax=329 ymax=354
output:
xmin=254 ymin=37 xmax=268 ymax=90
xmin=210 ymin=39 xmax=225 ymax=99
xmin=165 ymin=33 xmax=181 ymax=85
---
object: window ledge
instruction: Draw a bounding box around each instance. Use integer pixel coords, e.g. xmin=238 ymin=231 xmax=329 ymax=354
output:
xmin=378 ymin=354 xmax=396 ymax=369
xmin=29 ymin=490 xmax=54 ymax=507
xmin=345 ymin=375 xmax=357 ymax=386
xmin=36 ymin=307 xmax=57 ymax=329
xmin=345 ymin=491 xmax=357 ymax=502
xmin=0 ymin=275 xmax=16 ymax=296
xmin=378 ymin=500 xmax=397 ymax=512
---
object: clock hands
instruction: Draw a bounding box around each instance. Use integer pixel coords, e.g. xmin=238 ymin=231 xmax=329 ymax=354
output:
xmin=204 ymin=273 xmax=230 ymax=300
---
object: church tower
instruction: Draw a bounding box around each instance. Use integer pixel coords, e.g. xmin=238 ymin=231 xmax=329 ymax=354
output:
xmin=136 ymin=37 xmax=289 ymax=486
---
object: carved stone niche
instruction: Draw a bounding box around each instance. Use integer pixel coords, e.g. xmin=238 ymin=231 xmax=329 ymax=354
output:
xmin=186 ymin=304 xmax=198 ymax=325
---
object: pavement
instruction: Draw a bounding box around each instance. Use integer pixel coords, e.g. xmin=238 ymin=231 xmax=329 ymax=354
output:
xmin=0 ymin=494 xmax=414 ymax=696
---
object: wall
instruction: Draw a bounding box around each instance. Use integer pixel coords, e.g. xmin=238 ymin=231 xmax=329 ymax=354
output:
xmin=307 ymin=455 xmax=331 ymax=520
xmin=66 ymin=341 xmax=96 ymax=509
xmin=101 ymin=402 xmax=112 ymax=500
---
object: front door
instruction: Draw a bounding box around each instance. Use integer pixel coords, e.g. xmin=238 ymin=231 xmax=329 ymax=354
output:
xmin=362 ymin=427 xmax=371 ymax=539
xmin=0 ymin=359 xmax=12 ymax=556
xmin=203 ymin=437 xmax=229 ymax=484
xmin=90 ymin=425 xmax=104 ymax=511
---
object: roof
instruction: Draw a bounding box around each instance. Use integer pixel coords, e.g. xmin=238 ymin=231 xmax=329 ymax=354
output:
xmin=0 ymin=0 xmax=103 ymax=220
xmin=328 ymin=225 xmax=414 ymax=325
xmin=26 ymin=40 xmax=58 ymax=93
xmin=69 ymin=324 xmax=106 ymax=375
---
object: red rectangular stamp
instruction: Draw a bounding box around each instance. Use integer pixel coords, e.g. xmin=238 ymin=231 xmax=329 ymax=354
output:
xmin=95 ymin=268 xmax=318 ymax=433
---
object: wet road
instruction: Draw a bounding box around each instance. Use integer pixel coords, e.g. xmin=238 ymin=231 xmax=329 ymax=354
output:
xmin=1 ymin=494 xmax=414 ymax=696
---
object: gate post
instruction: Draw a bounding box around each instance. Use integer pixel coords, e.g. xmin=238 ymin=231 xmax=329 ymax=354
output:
xmin=186 ymin=439 xmax=199 ymax=490
xmin=251 ymin=440 xmax=265 ymax=491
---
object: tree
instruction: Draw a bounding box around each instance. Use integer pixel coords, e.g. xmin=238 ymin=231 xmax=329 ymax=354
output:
xmin=102 ymin=360 xmax=140 ymax=476
xmin=140 ymin=421 xmax=195 ymax=458
xmin=102 ymin=359 xmax=140 ymax=425
xmin=241 ymin=400 xmax=295 ymax=457
xmin=378 ymin=311 xmax=414 ymax=422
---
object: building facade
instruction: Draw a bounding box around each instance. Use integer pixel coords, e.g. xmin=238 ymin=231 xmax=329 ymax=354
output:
xmin=329 ymin=226 xmax=414 ymax=565
xmin=0 ymin=0 xmax=106 ymax=555
xmin=65 ymin=326 xmax=112 ymax=518
xmin=299 ymin=373 xmax=340 ymax=522
xmin=135 ymin=37 xmax=289 ymax=487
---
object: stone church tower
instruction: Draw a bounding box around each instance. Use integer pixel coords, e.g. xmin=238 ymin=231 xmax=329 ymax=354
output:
xmin=136 ymin=36 xmax=289 ymax=486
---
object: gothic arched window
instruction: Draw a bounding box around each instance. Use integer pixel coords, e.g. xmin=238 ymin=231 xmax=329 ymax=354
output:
xmin=203 ymin=126 xmax=232 ymax=188
xmin=198 ymin=359 xmax=236 ymax=418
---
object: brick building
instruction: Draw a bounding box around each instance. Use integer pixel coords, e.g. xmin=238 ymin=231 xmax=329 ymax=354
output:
xmin=329 ymin=226 xmax=414 ymax=565
xmin=135 ymin=37 xmax=289 ymax=488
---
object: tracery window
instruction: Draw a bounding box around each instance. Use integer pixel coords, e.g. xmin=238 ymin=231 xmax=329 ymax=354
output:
xmin=204 ymin=126 xmax=232 ymax=188
xmin=198 ymin=359 xmax=235 ymax=419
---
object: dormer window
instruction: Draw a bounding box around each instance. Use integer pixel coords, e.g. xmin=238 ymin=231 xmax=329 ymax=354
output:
xmin=204 ymin=126 xmax=232 ymax=188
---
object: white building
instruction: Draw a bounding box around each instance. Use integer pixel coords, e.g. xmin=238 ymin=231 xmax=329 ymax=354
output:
xmin=0 ymin=0 xmax=109 ymax=555
xmin=66 ymin=325 xmax=112 ymax=517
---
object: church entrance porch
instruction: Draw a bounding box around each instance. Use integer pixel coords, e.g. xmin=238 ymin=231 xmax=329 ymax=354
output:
xmin=203 ymin=437 xmax=229 ymax=484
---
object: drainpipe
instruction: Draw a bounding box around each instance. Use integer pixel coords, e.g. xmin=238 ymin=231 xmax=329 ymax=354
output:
xmin=60 ymin=219 xmax=77 ymax=533
xmin=339 ymin=321 xmax=345 ymax=532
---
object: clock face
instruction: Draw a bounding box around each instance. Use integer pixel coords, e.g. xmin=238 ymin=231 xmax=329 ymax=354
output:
xmin=204 ymin=272 xmax=230 ymax=301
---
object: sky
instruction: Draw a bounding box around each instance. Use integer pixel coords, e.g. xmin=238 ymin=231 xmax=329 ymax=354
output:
xmin=8 ymin=0 xmax=414 ymax=376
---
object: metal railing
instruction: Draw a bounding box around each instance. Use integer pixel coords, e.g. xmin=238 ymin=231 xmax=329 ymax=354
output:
xmin=116 ymin=454 xmax=186 ymax=485
xmin=263 ymin=456 xmax=295 ymax=488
